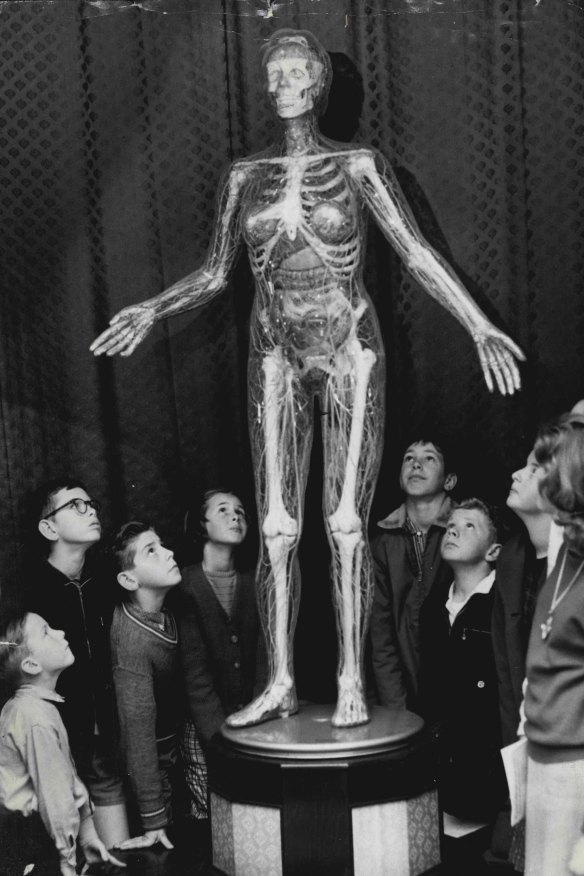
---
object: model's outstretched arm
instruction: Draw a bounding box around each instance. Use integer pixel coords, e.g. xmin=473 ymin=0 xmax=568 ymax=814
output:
xmin=350 ymin=149 xmax=525 ymax=395
xmin=90 ymin=163 xmax=248 ymax=357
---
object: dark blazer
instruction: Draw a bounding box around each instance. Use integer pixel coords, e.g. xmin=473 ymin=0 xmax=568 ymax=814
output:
xmin=25 ymin=557 xmax=117 ymax=765
xmin=420 ymin=580 xmax=505 ymax=821
xmin=370 ymin=502 xmax=452 ymax=712
xmin=173 ymin=564 xmax=267 ymax=746
xmin=492 ymin=530 xmax=547 ymax=746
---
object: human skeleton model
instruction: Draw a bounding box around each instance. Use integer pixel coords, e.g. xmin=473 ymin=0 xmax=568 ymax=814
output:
xmin=92 ymin=30 xmax=524 ymax=728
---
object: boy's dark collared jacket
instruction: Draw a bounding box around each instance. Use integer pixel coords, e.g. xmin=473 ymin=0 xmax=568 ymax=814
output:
xmin=419 ymin=578 xmax=505 ymax=821
xmin=24 ymin=557 xmax=118 ymax=765
xmin=173 ymin=563 xmax=267 ymax=747
xmin=370 ymin=498 xmax=453 ymax=713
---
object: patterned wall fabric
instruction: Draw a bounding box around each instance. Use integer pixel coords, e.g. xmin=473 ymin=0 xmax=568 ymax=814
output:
xmin=0 ymin=0 xmax=583 ymax=686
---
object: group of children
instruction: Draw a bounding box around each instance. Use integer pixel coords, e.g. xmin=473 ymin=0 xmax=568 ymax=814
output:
xmin=0 ymin=482 xmax=264 ymax=876
xmin=0 ymin=414 xmax=579 ymax=875
xmin=369 ymin=420 xmax=581 ymax=872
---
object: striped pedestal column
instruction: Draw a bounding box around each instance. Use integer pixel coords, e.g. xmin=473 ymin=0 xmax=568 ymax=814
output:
xmin=208 ymin=705 xmax=440 ymax=876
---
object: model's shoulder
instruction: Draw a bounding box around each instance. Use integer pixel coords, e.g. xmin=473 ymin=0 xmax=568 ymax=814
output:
xmin=342 ymin=146 xmax=377 ymax=169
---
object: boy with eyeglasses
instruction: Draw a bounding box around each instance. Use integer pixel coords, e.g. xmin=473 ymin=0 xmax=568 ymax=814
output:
xmin=24 ymin=478 xmax=128 ymax=847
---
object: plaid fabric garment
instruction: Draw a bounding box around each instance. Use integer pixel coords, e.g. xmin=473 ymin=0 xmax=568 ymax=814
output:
xmin=179 ymin=719 xmax=208 ymax=818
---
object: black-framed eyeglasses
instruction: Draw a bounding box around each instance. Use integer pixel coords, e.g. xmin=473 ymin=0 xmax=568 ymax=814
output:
xmin=43 ymin=498 xmax=101 ymax=520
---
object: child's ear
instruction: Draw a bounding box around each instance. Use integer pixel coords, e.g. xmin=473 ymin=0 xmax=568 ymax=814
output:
xmin=38 ymin=518 xmax=59 ymax=542
xmin=21 ymin=656 xmax=42 ymax=676
xmin=486 ymin=542 xmax=501 ymax=563
xmin=117 ymin=570 xmax=139 ymax=592
xmin=444 ymin=473 xmax=457 ymax=493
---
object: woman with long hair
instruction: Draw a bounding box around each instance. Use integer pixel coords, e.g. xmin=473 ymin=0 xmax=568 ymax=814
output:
xmin=523 ymin=413 xmax=584 ymax=875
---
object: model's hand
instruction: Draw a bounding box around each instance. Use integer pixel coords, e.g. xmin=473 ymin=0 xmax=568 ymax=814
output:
xmin=472 ymin=323 xmax=525 ymax=395
xmin=90 ymin=303 xmax=156 ymax=357
xmin=569 ymin=835 xmax=584 ymax=875
xmin=113 ymin=828 xmax=174 ymax=850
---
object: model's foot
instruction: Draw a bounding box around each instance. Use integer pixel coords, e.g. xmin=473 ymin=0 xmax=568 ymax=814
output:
xmin=226 ymin=683 xmax=298 ymax=728
xmin=331 ymin=683 xmax=369 ymax=728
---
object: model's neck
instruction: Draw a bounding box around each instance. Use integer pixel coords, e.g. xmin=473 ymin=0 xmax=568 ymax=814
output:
xmin=405 ymin=494 xmax=448 ymax=533
xmin=48 ymin=545 xmax=88 ymax=580
xmin=130 ymin=588 xmax=168 ymax=614
xmin=519 ymin=512 xmax=552 ymax=559
xmin=451 ymin=562 xmax=492 ymax=599
xmin=203 ymin=542 xmax=236 ymax=574
xmin=284 ymin=114 xmax=318 ymax=155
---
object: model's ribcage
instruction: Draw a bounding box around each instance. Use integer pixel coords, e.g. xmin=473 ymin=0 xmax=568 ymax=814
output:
xmin=245 ymin=156 xmax=364 ymax=355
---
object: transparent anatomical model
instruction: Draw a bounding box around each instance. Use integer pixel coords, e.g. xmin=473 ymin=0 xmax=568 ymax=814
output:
xmin=92 ymin=30 xmax=524 ymax=728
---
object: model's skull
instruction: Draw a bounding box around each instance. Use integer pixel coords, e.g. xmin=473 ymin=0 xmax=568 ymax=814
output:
xmin=267 ymin=52 xmax=323 ymax=119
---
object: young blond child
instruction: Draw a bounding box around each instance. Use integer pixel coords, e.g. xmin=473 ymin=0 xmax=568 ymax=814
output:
xmin=0 ymin=612 xmax=125 ymax=876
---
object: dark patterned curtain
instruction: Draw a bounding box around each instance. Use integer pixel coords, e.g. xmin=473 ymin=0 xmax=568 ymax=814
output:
xmin=1 ymin=0 xmax=583 ymax=695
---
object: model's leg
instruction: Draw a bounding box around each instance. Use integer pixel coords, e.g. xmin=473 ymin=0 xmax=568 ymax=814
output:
xmin=323 ymin=335 xmax=385 ymax=727
xmin=226 ymin=346 xmax=312 ymax=728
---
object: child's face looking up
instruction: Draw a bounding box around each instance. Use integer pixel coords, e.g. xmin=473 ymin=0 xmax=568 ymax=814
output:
xmin=399 ymin=442 xmax=450 ymax=499
xmin=441 ymin=508 xmax=495 ymax=565
xmin=23 ymin=613 xmax=74 ymax=675
xmin=41 ymin=487 xmax=102 ymax=547
xmin=203 ymin=493 xmax=248 ymax=546
xmin=128 ymin=531 xmax=181 ymax=590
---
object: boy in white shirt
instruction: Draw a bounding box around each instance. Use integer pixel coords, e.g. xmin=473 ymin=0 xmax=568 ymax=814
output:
xmin=0 ymin=611 xmax=124 ymax=876
xmin=419 ymin=499 xmax=505 ymax=822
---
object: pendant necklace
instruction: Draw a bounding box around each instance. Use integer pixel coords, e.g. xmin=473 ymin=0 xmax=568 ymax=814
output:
xmin=540 ymin=553 xmax=584 ymax=641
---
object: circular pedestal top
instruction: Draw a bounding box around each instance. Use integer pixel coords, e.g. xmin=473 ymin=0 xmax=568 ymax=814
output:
xmin=220 ymin=704 xmax=424 ymax=760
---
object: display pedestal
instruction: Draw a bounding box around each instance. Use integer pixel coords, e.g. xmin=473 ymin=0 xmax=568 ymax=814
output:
xmin=207 ymin=704 xmax=440 ymax=876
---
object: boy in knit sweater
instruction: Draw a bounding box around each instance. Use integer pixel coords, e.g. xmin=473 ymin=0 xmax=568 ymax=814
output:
xmin=110 ymin=521 xmax=184 ymax=851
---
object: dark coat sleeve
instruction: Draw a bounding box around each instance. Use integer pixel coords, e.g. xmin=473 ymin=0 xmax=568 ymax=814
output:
xmin=175 ymin=581 xmax=227 ymax=747
xmin=369 ymin=536 xmax=408 ymax=710
xmin=492 ymin=533 xmax=533 ymax=746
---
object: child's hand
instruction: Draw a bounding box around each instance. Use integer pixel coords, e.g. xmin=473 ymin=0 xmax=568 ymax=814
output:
xmin=113 ymin=829 xmax=174 ymax=850
xmin=569 ymin=835 xmax=584 ymax=875
xmin=82 ymin=836 xmax=126 ymax=869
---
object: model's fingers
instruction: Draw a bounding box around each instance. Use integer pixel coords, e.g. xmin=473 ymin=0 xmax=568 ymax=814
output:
xmin=493 ymin=337 xmax=523 ymax=390
xmin=92 ymin=327 xmax=132 ymax=356
xmin=120 ymin=333 xmax=143 ymax=358
xmin=494 ymin=342 xmax=522 ymax=393
xmin=501 ymin=335 xmax=526 ymax=362
xmin=491 ymin=345 xmax=517 ymax=395
xmin=103 ymin=328 xmax=139 ymax=357
xmin=484 ymin=342 xmax=508 ymax=395
xmin=90 ymin=329 xmax=117 ymax=355
xmin=159 ymin=833 xmax=174 ymax=850
xmin=507 ymin=350 xmax=522 ymax=391
xmin=477 ymin=343 xmax=494 ymax=393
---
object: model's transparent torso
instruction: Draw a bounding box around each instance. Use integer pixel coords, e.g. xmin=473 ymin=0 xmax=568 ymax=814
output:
xmin=91 ymin=30 xmax=523 ymax=729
